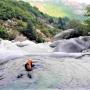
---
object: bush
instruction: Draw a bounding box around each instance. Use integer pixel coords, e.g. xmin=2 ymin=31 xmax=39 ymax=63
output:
xmin=0 ymin=1 xmax=15 ymax=20
xmin=48 ymin=28 xmax=59 ymax=37
xmin=17 ymin=20 xmax=27 ymax=28
xmin=21 ymin=21 xmax=38 ymax=40
xmin=36 ymin=34 xmax=45 ymax=43
xmin=41 ymin=29 xmax=51 ymax=37
xmin=65 ymin=19 xmax=89 ymax=36
xmin=0 ymin=26 xmax=8 ymax=39
xmin=7 ymin=31 xmax=16 ymax=40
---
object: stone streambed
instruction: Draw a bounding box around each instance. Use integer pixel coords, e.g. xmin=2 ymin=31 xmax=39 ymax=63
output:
xmin=1 ymin=55 xmax=90 ymax=89
xmin=0 ymin=39 xmax=90 ymax=89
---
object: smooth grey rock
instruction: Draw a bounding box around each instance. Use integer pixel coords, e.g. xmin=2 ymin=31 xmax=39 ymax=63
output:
xmin=53 ymin=36 xmax=90 ymax=53
xmin=50 ymin=39 xmax=66 ymax=48
xmin=53 ymin=29 xmax=80 ymax=41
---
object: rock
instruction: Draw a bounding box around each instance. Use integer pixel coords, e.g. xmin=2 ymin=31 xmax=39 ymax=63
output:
xmin=15 ymin=40 xmax=36 ymax=47
xmin=27 ymin=73 xmax=32 ymax=79
xmin=15 ymin=34 xmax=27 ymax=42
xmin=50 ymin=39 xmax=66 ymax=48
xmin=53 ymin=36 xmax=90 ymax=53
xmin=17 ymin=74 xmax=24 ymax=78
xmin=53 ymin=29 xmax=80 ymax=41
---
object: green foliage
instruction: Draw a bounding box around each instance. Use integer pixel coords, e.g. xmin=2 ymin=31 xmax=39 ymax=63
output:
xmin=0 ymin=1 xmax=15 ymax=20
xmin=0 ymin=0 xmax=66 ymax=42
xmin=0 ymin=0 xmax=33 ymax=20
xmin=0 ymin=26 xmax=8 ymax=39
xmin=17 ymin=20 xmax=27 ymax=28
xmin=86 ymin=5 xmax=90 ymax=16
xmin=36 ymin=34 xmax=45 ymax=43
xmin=65 ymin=20 xmax=85 ymax=35
xmin=21 ymin=21 xmax=37 ymax=40
xmin=58 ymin=17 xmax=66 ymax=29
xmin=48 ymin=28 xmax=59 ymax=37
xmin=66 ymin=20 xmax=82 ymax=30
xmin=85 ymin=18 xmax=90 ymax=30
xmin=0 ymin=26 xmax=16 ymax=40
xmin=7 ymin=31 xmax=16 ymax=40
xmin=83 ymin=6 xmax=90 ymax=35
xmin=41 ymin=29 xmax=51 ymax=37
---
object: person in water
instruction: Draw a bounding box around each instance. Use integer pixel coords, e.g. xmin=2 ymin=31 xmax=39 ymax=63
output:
xmin=24 ymin=58 xmax=33 ymax=78
xmin=17 ymin=58 xmax=33 ymax=79
xmin=25 ymin=58 xmax=33 ymax=71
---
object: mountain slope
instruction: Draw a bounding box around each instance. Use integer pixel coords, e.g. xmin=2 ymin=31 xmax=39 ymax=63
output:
xmin=0 ymin=0 xmax=61 ymax=42
xmin=43 ymin=3 xmax=74 ymax=17
xmin=23 ymin=0 xmax=85 ymax=19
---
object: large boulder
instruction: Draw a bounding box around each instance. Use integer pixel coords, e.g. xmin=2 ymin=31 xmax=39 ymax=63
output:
xmin=50 ymin=39 xmax=66 ymax=48
xmin=53 ymin=36 xmax=90 ymax=53
xmin=53 ymin=29 xmax=81 ymax=41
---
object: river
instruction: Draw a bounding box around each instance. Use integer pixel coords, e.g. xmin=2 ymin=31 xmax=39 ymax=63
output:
xmin=0 ymin=39 xmax=90 ymax=90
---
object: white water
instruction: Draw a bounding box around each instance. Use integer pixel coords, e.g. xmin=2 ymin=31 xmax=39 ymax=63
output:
xmin=0 ymin=39 xmax=90 ymax=89
xmin=0 ymin=40 xmax=28 ymax=63
xmin=0 ymin=39 xmax=86 ymax=62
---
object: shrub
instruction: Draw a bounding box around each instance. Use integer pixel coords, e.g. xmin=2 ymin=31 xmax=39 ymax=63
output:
xmin=36 ymin=34 xmax=45 ymax=43
xmin=17 ymin=20 xmax=27 ymax=28
xmin=41 ymin=29 xmax=51 ymax=37
xmin=0 ymin=26 xmax=8 ymax=39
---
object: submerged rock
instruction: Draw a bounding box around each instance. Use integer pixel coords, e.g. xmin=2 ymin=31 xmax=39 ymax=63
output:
xmin=17 ymin=74 xmax=24 ymax=78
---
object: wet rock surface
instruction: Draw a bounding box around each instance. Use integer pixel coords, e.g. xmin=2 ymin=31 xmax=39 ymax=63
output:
xmin=0 ymin=37 xmax=90 ymax=89
xmin=53 ymin=36 xmax=90 ymax=53
xmin=0 ymin=55 xmax=90 ymax=89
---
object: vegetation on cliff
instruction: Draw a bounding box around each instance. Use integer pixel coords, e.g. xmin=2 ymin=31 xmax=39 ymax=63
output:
xmin=0 ymin=0 xmax=89 ymax=42
xmin=0 ymin=0 xmax=66 ymax=42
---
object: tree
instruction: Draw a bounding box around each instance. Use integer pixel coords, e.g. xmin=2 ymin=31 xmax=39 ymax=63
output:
xmin=21 ymin=20 xmax=38 ymax=40
xmin=84 ymin=5 xmax=90 ymax=33
xmin=0 ymin=26 xmax=8 ymax=39
xmin=66 ymin=20 xmax=81 ymax=30
xmin=86 ymin=5 xmax=90 ymax=16
xmin=58 ymin=17 xmax=66 ymax=30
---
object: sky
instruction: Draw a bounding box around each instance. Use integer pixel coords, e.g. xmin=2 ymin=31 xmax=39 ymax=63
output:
xmin=68 ymin=0 xmax=90 ymax=4
xmin=24 ymin=0 xmax=90 ymax=4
